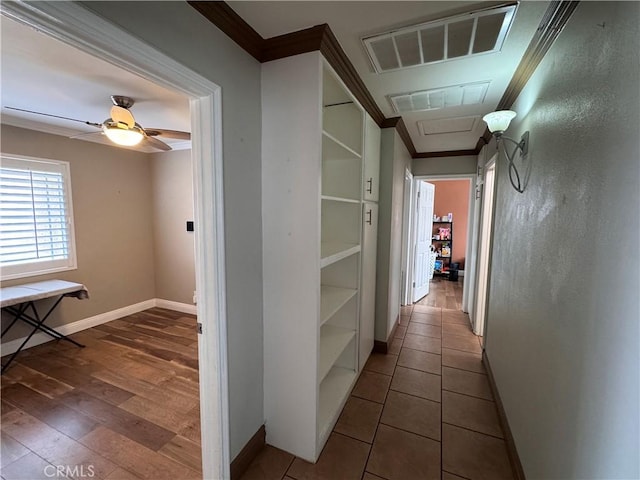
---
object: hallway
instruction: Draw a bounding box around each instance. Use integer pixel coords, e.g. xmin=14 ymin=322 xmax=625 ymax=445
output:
xmin=240 ymin=280 xmax=514 ymax=480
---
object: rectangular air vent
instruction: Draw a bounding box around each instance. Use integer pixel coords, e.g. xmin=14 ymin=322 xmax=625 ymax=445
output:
xmin=389 ymin=81 xmax=490 ymax=114
xmin=418 ymin=116 xmax=479 ymax=136
xmin=363 ymin=5 xmax=516 ymax=73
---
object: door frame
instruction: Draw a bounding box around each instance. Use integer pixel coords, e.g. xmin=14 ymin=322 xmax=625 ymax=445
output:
xmin=2 ymin=3 xmax=230 ymax=478
xmin=470 ymin=154 xmax=498 ymax=338
xmin=411 ymin=174 xmax=476 ymax=310
xmin=400 ymin=168 xmax=414 ymax=305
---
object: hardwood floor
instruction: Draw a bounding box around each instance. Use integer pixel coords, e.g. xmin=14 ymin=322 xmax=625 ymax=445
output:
xmin=416 ymin=276 xmax=463 ymax=310
xmin=0 ymin=308 xmax=202 ymax=480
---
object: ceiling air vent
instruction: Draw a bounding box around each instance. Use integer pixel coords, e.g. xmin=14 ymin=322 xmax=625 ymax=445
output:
xmin=418 ymin=116 xmax=480 ymax=136
xmin=363 ymin=4 xmax=517 ymax=73
xmin=389 ymin=81 xmax=490 ymax=114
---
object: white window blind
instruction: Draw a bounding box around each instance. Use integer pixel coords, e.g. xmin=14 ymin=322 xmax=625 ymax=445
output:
xmin=0 ymin=155 xmax=77 ymax=280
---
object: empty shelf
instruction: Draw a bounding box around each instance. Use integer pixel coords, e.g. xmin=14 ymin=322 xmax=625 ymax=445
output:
xmin=320 ymin=286 xmax=357 ymax=326
xmin=319 ymin=325 xmax=355 ymax=383
xmin=321 ymin=242 xmax=360 ymax=268
xmin=318 ymin=366 xmax=357 ymax=444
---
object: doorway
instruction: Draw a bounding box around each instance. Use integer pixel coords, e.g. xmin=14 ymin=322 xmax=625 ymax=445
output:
xmin=3 ymin=2 xmax=229 ymax=478
xmin=406 ymin=175 xmax=475 ymax=310
xmin=471 ymin=158 xmax=497 ymax=338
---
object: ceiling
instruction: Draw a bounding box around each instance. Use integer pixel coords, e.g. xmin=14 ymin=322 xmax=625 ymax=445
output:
xmin=1 ymin=2 xmax=549 ymax=156
xmin=0 ymin=15 xmax=191 ymax=154
xmin=228 ymin=1 xmax=549 ymax=153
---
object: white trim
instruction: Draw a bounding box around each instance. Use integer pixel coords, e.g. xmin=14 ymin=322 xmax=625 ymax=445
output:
xmin=155 ymin=299 xmax=198 ymax=315
xmin=0 ymin=3 xmax=230 ymax=478
xmin=0 ymin=299 xmax=155 ymax=355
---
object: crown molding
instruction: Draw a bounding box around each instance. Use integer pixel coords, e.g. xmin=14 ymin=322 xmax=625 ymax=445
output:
xmin=477 ymin=0 xmax=580 ymax=152
xmin=188 ymin=1 xmax=263 ymax=61
xmin=191 ymin=1 xmax=579 ymax=160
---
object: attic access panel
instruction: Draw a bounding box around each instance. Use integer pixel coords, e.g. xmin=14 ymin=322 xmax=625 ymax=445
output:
xmin=363 ymin=4 xmax=517 ymax=73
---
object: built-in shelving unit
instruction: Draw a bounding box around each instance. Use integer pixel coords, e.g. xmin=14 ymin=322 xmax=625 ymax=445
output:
xmin=262 ymin=51 xmax=365 ymax=462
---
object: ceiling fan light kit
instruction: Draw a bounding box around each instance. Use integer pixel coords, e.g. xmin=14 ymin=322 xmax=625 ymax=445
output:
xmin=102 ymin=122 xmax=144 ymax=146
xmin=5 ymin=95 xmax=190 ymax=152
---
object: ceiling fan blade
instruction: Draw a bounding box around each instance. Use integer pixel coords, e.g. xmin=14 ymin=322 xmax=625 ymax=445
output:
xmin=145 ymin=128 xmax=191 ymax=140
xmin=110 ymin=105 xmax=135 ymax=128
xmin=4 ymin=106 xmax=102 ymax=128
xmin=144 ymin=135 xmax=172 ymax=151
xmin=69 ymin=131 xmax=104 ymax=139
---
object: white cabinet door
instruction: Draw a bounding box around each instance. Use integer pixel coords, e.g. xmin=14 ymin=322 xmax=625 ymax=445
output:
xmin=413 ymin=181 xmax=434 ymax=302
xmin=359 ymin=202 xmax=378 ymax=370
xmin=363 ymin=114 xmax=381 ymax=202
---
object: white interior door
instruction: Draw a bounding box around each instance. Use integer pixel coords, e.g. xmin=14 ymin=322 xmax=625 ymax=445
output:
xmin=473 ymin=164 xmax=496 ymax=336
xmin=412 ymin=181 xmax=434 ymax=302
xmin=360 ymin=202 xmax=378 ymax=369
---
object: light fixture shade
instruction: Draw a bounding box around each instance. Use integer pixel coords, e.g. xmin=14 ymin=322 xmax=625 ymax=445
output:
xmin=482 ymin=110 xmax=516 ymax=133
xmin=103 ymin=124 xmax=144 ymax=146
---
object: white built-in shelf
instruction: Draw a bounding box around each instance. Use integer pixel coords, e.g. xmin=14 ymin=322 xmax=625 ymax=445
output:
xmin=320 ymin=242 xmax=360 ymax=268
xmin=318 ymin=366 xmax=357 ymax=443
xmin=320 ymin=286 xmax=357 ymax=326
xmin=322 ymin=131 xmax=361 ymax=160
xmin=321 ymin=195 xmax=360 ymax=204
xmin=319 ymin=325 xmax=355 ymax=382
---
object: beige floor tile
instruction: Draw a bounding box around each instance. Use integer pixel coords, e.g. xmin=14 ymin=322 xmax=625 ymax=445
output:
xmin=442 ymin=471 xmax=468 ymax=480
xmin=407 ymin=323 xmax=442 ymax=339
xmin=412 ymin=305 xmax=441 ymax=315
xmin=334 ymin=396 xmax=383 ymax=443
xmin=387 ymin=338 xmax=403 ymax=355
xmin=442 ymin=333 xmax=482 ymax=354
xmin=394 ymin=326 xmax=407 ymax=339
xmin=287 ymin=433 xmax=369 ymax=480
xmin=400 ymin=305 xmax=413 ymax=315
xmin=364 ymin=353 xmax=398 ymax=376
xmin=442 ymin=367 xmax=493 ymax=400
xmin=239 ymin=445 xmax=294 ymax=480
xmin=442 ymin=322 xmax=475 ymax=338
xmin=397 ymin=348 xmax=441 ymax=375
xmin=402 ymin=334 xmax=441 ymax=355
xmin=380 ymin=391 xmax=440 ymax=441
xmin=363 ymin=473 xmax=386 ymax=480
xmin=442 ymin=424 xmax=513 ymax=480
xmin=352 ymin=371 xmax=392 ymax=404
xmin=409 ymin=312 xmax=442 ymax=326
xmin=442 ymin=391 xmax=503 ymax=438
xmin=442 ymin=348 xmax=485 ymax=374
xmin=390 ymin=367 xmax=441 ymax=402
xmin=366 ymin=424 xmax=440 ymax=480
xmin=399 ymin=315 xmax=410 ymax=326
xmin=442 ymin=311 xmax=470 ymax=325
xmin=105 ymin=467 xmax=144 ymax=479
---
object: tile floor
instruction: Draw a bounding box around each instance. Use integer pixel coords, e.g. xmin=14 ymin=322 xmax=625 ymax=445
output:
xmin=240 ymin=304 xmax=514 ymax=480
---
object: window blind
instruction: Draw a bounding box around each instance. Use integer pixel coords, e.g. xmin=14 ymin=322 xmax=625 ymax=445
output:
xmin=0 ymin=155 xmax=76 ymax=279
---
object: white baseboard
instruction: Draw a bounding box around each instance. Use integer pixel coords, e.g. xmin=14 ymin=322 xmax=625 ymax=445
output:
xmin=155 ymin=299 xmax=197 ymax=315
xmin=1 ymin=298 xmax=194 ymax=356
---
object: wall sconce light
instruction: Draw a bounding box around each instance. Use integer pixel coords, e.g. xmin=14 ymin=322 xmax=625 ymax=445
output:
xmin=482 ymin=110 xmax=529 ymax=193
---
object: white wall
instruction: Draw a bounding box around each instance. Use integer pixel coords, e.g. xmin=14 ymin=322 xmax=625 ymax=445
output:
xmin=82 ymin=1 xmax=264 ymax=460
xmin=376 ymin=129 xmax=412 ymax=342
xmin=485 ymin=2 xmax=639 ymax=478
xmin=150 ymin=149 xmax=195 ymax=305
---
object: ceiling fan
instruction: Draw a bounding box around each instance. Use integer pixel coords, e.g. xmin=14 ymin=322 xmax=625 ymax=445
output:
xmin=5 ymin=95 xmax=190 ymax=151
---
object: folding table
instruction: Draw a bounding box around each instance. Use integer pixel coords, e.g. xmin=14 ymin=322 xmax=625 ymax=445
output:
xmin=1 ymin=279 xmax=89 ymax=373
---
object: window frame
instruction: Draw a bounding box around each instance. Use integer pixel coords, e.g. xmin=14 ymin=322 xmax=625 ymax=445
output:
xmin=0 ymin=153 xmax=78 ymax=280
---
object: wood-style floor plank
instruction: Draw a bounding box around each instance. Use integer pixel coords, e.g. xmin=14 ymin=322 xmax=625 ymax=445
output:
xmin=81 ymin=426 xmax=200 ymax=480
xmin=2 ymin=383 xmax=97 ymax=440
xmin=0 ymin=309 xmax=202 ymax=477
